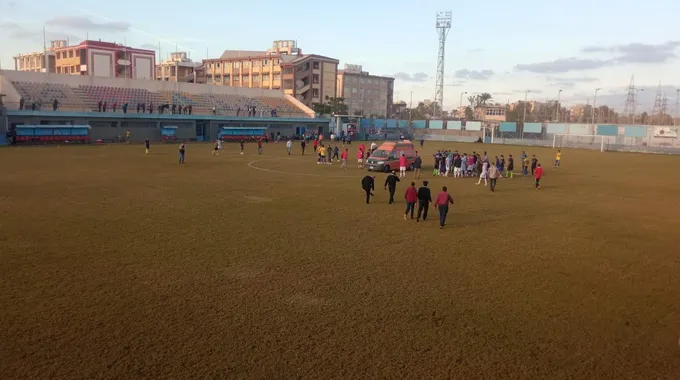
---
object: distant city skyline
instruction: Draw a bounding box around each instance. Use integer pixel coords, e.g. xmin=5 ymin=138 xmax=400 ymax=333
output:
xmin=1 ymin=0 xmax=679 ymax=113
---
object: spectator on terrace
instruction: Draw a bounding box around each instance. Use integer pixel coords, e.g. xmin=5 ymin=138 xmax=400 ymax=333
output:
xmin=212 ymin=106 xmax=216 ymax=115
xmin=171 ymin=104 xmax=176 ymax=114
xmin=237 ymin=107 xmax=241 ymax=116
xmin=103 ymin=101 xmax=108 ymax=112
xmin=113 ymin=101 xmax=118 ymax=112
xmin=188 ymin=105 xmax=192 ymax=115
xmin=122 ymin=103 xmax=128 ymax=114
xmin=52 ymin=98 xmax=59 ymax=111
xmin=19 ymin=97 xmax=25 ymax=110
xmin=149 ymin=102 xmax=153 ymax=114
xmin=98 ymin=100 xmax=103 ymax=112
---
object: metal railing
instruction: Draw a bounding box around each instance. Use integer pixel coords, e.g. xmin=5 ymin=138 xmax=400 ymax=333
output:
xmin=1 ymin=101 xmax=316 ymax=119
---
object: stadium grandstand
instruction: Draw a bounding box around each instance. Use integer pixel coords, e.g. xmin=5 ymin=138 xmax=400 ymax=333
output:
xmin=0 ymin=70 xmax=327 ymax=144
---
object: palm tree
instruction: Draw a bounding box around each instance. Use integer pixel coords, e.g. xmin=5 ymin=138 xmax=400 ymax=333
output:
xmin=467 ymin=95 xmax=476 ymax=107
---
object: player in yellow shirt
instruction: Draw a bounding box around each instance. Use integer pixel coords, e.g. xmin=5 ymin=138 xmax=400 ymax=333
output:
xmin=317 ymin=145 xmax=327 ymax=164
xmin=554 ymin=150 xmax=561 ymax=168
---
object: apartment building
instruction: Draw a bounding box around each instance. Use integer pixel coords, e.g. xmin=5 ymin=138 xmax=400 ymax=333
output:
xmin=474 ymin=105 xmax=506 ymax=122
xmin=336 ymin=64 xmax=394 ymax=118
xmin=52 ymin=40 xmax=155 ymax=79
xmin=203 ymin=40 xmax=339 ymax=109
xmin=156 ymin=52 xmax=201 ymax=82
xmin=12 ymin=40 xmax=66 ymax=73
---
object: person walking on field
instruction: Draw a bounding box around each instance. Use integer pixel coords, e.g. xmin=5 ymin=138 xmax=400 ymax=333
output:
xmin=531 ymin=155 xmax=538 ymax=175
xmin=212 ymin=140 xmax=220 ymax=155
xmin=554 ymin=150 xmax=561 ymax=168
xmin=476 ymin=160 xmax=489 ymax=186
xmin=300 ymin=140 xmax=306 ymax=155
xmin=145 ymin=138 xmax=150 ymax=155
xmin=416 ymin=180 xmax=432 ymax=222
xmin=488 ymin=164 xmax=500 ymax=192
xmin=384 ymin=170 xmax=400 ymax=204
xmin=357 ymin=149 xmax=364 ymax=169
xmin=534 ymin=163 xmax=544 ymax=189
xmin=361 ymin=175 xmax=375 ymax=204
xmin=413 ymin=151 xmax=422 ymax=179
xmin=434 ymin=186 xmax=455 ymax=229
xmin=340 ymin=148 xmax=348 ymax=169
xmin=399 ymin=153 xmax=407 ymax=178
xmin=178 ymin=142 xmax=186 ymax=164
xmin=257 ymin=138 xmax=264 ymax=155
xmin=404 ymin=182 xmax=418 ymax=220
xmin=286 ymin=139 xmax=293 ymax=155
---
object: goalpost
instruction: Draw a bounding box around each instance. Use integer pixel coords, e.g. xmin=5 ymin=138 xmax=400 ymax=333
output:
xmin=552 ymin=134 xmax=605 ymax=152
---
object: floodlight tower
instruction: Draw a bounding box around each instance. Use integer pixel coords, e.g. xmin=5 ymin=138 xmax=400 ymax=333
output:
xmin=434 ymin=11 xmax=452 ymax=118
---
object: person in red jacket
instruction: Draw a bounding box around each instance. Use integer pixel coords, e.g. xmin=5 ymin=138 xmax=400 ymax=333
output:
xmin=404 ymin=182 xmax=418 ymax=220
xmin=399 ymin=153 xmax=408 ymax=178
xmin=534 ymin=163 xmax=544 ymax=189
xmin=313 ymin=138 xmax=318 ymax=152
xmin=340 ymin=148 xmax=348 ymax=169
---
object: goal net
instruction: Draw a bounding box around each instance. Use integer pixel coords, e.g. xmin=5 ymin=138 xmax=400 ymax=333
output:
xmin=552 ymin=134 xmax=605 ymax=152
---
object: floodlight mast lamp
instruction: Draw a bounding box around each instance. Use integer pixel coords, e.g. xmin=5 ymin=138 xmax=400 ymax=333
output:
xmin=434 ymin=11 xmax=452 ymax=119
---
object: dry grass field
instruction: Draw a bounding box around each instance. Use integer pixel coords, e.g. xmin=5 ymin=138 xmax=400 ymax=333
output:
xmin=1 ymin=141 xmax=679 ymax=379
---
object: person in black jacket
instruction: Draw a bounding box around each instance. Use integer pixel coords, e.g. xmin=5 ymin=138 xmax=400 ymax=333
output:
xmin=361 ymin=175 xmax=375 ymax=204
xmin=384 ymin=171 xmax=400 ymax=204
xmin=416 ymin=180 xmax=432 ymax=222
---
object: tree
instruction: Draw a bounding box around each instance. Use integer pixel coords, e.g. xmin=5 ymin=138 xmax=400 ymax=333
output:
xmin=312 ymin=96 xmax=348 ymax=115
xmin=464 ymin=106 xmax=474 ymax=120
xmin=476 ymin=93 xmax=492 ymax=107
xmin=467 ymin=95 xmax=476 ymax=107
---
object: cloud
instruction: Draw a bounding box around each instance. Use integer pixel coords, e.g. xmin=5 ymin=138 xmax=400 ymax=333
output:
xmin=0 ymin=21 xmax=79 ymax=41
xmin=393 ymin=72 xmax=429 ymax=82
xmin=515 ymin=58 xmax=609 ymax=74
xmin=513 ymin=89 xmax=544 ymax=94
xmin=454 ymin=69 xmax=494 ymax=80
xmin=546 ymin=76 xmax=600 ymax=89
xmin=140 ymin=43 xmax=158 ymax=50
xmin=468 ymin=48 xmax=483 ymax=53
xmin=517 ymin=41 xmax=680 ymax=73
xmin=45 ymin=16 xmax=130 ymax=32
xmin=492 ymin=92 xmax=515 ymax=96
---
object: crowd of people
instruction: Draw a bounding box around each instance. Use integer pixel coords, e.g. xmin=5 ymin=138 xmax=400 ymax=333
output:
xmin=150 ymin=135 xmax=558 ymax=228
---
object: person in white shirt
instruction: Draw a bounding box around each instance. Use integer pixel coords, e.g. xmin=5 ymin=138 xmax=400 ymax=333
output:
xmin=286 ymin=139 xmax=293 ymax=155
xmin=475 ymin=160 xmax=489 ymax=186
xmin=370 ymin=142 xmax=377 ymax=153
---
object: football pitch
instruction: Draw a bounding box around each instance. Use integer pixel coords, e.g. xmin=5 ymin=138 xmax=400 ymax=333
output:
xmin=1 ymin=141 xmax=679 ymax=379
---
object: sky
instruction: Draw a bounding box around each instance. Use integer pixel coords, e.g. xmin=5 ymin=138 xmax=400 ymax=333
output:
xmin=1 ymin=0 xmax=679 ymax=113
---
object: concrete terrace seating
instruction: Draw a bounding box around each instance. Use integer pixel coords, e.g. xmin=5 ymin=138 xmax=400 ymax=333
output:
xmin=78 ymin=85 xmax=164 ymax=111
xmin=11 ymin=81 xmax=85 ymax=110
xmin=255 ymin=96 xmax=306 ymax=116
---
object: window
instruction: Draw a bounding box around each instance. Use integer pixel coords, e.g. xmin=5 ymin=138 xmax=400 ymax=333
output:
xmin=216 ymin=63 xmax=221 ymax=68
xmin=262 ymin=60 xmax=268 ymax=66
xmin=234 ymin=62 xmax=240 ymax=68
xmin=273 ymin=59 xmax=279 ymax=65
xmin=313 ymin=61 xmax=319 ymax=69
xmin=312 ymin=74 xmax=319 ymax=84
xmin=312 ymin=89 xmax=319 ymax=97
xmin=56 ymin=52 xmax=61 ymax=59
xmin=273 ymin=73 xmax=280 ymax=81
xmin=75 ymin=50 xmax=79 ymax=57
xmin=252 ymin=60 xmax=259 ymax=67
xmin=68 ymin=50 xmax=73 ymax=58
xmin=243 ymin=61 xmax=250 ymax=67
xmin=252 ymin=74 xmax=260 ymax=82
xmin=352 ymin=88 xmax=357 ymax=94
xmin=283 ymin=79 xmax=293 ymax=90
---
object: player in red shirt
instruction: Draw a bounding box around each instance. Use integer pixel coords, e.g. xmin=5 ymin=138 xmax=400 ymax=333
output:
xmin=341 ymin=148 xmax=348 ymax=169
xmin=399 ymin=153 xmax=407 ymax=178
xmin=534 ymin=163 xmax=544 ymax=189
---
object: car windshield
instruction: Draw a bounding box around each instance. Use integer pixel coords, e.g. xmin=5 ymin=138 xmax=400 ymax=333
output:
xmin=371 ymin=149 xmax=391 ymax=158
